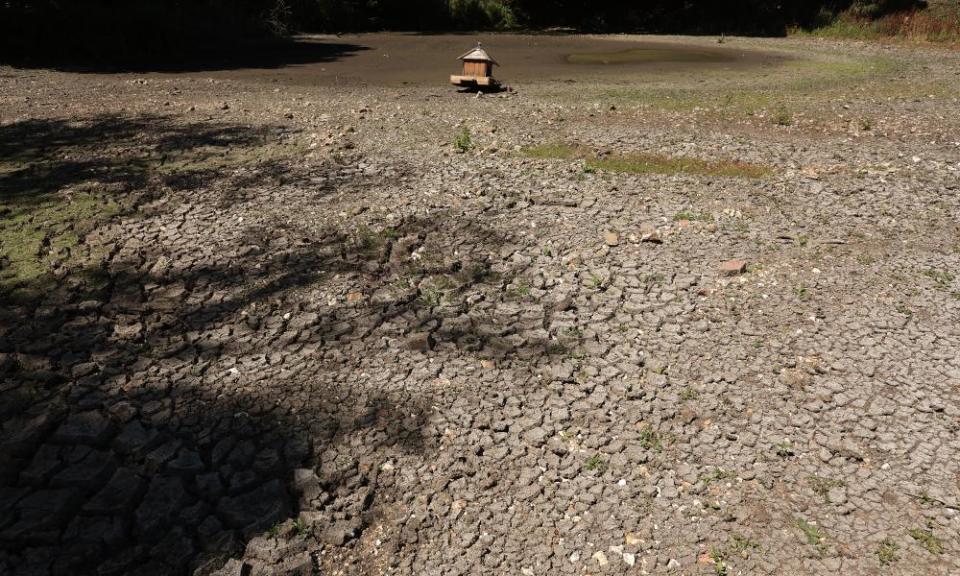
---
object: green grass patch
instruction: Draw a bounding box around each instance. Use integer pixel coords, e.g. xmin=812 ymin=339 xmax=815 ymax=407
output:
xmin=673 ymin=210 xmax=714 ymax=222
xmin=0 ymin=191 xmax=118 ymax=291
xmin=808 ymin=475 xmax=845 ymax=502
xmin=522 ymin=143 xmax=586 ymax=160
xmin=522 ymin=144 xmax=770 ymax=179
xmin=923 ymin=268 xmax=955 ymax=290
xmin=877 ymin=539 xmax=899 ymax=566
xmin=584 ymin=453 xmax=607 ymax=473
xmin=796 ymin=517 xmax=825 ymax=550
xmin=638 ymin=425 xmax=663 ymax=451
xmin=908 ymin=528 xmax=944 ymax=555
xmin=1 ymin=116 xmax=303 ymax=297
xmin=728 ymin=534 xmax=760 ymax=557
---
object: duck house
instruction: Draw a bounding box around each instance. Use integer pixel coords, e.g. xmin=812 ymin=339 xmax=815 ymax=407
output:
xmin=451 ymin=43 xmax=500 ymax=90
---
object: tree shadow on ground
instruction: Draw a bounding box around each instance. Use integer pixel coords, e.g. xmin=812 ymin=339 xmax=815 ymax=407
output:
xmin=1 ymin=38 xmax=371 ymax=74
xmin=0 ymin=114 xmax=309 ymax=296
xmin=0 ymin=112 xmax=577 ymax=574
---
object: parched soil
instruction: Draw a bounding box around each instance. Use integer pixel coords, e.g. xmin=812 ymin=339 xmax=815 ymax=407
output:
xmin=1 ymin=34 xmax=959 ymax=576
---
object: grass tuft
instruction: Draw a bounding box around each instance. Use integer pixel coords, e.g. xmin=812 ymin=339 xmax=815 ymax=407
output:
xmin=877 ymin=538 xmax=899 ymax=566
xmin=796 ymin=517 xmax=825 ymax=550
xmin=454 ymin=126 xmax=473 ymax=153
xmin=908 ymin=528 xmax=944 ymax=555
xmin=584 ymin=453 xmax=607 ymax=473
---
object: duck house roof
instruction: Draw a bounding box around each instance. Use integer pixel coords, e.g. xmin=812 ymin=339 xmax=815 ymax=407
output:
xmin=458 ymin=44 xmax=498 ymax=65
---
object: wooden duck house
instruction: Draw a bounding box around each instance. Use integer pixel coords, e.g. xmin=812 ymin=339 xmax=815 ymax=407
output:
xmin=451 ymin=43 xmax=500 ymax=90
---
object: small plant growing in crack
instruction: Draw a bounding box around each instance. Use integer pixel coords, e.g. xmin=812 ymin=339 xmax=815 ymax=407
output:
xmin=908 ymin=527 xmax=944 ymax=555
xmin=877 ymin=538 xmax=899 ymax=566
xmin=586 ymin=273 xmax=604 ymax=290
xmin=775 ymin=441 xmax=794 ymax=458
xmin=355 ymin=224 xmax=381 ymax=252
xmin=268 ymin=521 xmax=283 ymax=539
xmin=562 ymin=325 xmax=583 ymax=339
xmin=638 ymin=426 xmax=663 ymax=451
xmin=673 ymin=210 xmax=713 ymax=222
xmin=895 ymin=301 xmax=912 ymax=316
xmin=774 ymin=107 xmax=793 ymax=126
xmin=679 ymin=386 xmax=699 ymax=401
xmin=808 ymin=475 xmax=845 ymax=502
xmin=728 ymin=534 xmax=760 ymax=558
xmin=796 ymin=517 xmax=825 ymax=551
xmin=584 ymin=453 xmax=607 ymax=473
xmin=702 ymin=468 xmax=734 ymax=485
xmin=507 ymin=279 xmax=532 ymax=299
xmin=294 ymin=517 xmax=309 ymax=537
xmin=419 ymin=286 xmax=443 ymax=307
xmin=454 ymin=126 xmax=473 ymax=153
xmin=381 ymin=227 xmax=401 ymax=240
xmin=923 ymin=268 xmax=955 ymax=291
xmin=546 ymin=342 xmax=569 ymax=356
xmin=708 ymin=549 xmax=728 ymax=576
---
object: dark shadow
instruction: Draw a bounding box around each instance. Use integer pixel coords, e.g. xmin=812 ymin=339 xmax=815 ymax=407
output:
xmin=0 ymin=112 xmax=579 ymax=575
xmin=2 ymin=38 xmax=370 ymax=74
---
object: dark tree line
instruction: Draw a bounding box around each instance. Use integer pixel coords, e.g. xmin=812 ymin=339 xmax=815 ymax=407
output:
xmin=0 ymin=0 xmax=928 ymax=66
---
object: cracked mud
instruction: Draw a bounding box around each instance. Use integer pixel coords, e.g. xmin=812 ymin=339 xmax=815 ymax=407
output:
xmin=1 ymin=34 xmax=959 ymax=576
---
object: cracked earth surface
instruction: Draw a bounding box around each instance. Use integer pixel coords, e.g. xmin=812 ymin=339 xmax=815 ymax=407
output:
xmin=1 ymin=34 xmax=959 ymax=576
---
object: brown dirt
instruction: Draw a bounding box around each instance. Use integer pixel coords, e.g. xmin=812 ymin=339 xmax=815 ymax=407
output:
xmin=142 ymin=32 xmax=789 ymax=87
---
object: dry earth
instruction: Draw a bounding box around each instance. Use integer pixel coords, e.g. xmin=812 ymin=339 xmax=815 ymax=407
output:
xmin=1 ymin=33 xmax=960 ymax=576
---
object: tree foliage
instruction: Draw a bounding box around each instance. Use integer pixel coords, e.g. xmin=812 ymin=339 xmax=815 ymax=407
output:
xmin=0 ymin=0 xmax=931 ymax=65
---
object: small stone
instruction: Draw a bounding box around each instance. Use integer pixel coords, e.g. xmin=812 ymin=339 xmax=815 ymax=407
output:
xmin=639 ymin=224 xmax=662 ymax=243
xmin=50 ymin=450 xmax=115 ymax=490
xmin=1 ymin=489 xmax=81 ymax=544
xmin=167 ymin=449 xmax=205 ymax=477
xmin=827 ymin=486 xmax=848 ymax=505
xmin=346 ymin=291 xmax=364 ymax=304
xmin=149 ymin=526 xmax=195 ymax=570
xmin=667 ymin=558 xmax=681 ymax=570
xmin=569 ymin=552 xmax=580 ymax=564
xmin=83 ymin=468 xmax=144 ymax=515
xmin=604 ymin=231 xmax=620 ymax=246
xmin=523 ymin=427 xmax=548 ymax=446
xmin=217 ymin=479 xmax=289 ymax=532
xmin=114 ymin=420 xmax=160 ymax=456
xmin=292 ymin=468 xmax=322 ymax=504
xmin=196 ymin=472 xmax=224 ymax=501
xmin=52 ymin=411 xmax=114 ymax=446
xmin=135 ymin=476 xmax=189 ymax=539
xmin=623 ymin=552 xmax=636 ymax=566
xmin=19 ymin=444 xmax=62 ymax=485
xmin=593 ymin=551 xmax=609 ymax=567
xmin=405 ymin=332 xmax=433 ymax=352
xmin=719 ymin=259 xmax=747 ymax=276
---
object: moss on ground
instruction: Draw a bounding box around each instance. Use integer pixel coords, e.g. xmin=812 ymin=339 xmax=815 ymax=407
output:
xmin=522 ymin=143 xmax=771 ymax=179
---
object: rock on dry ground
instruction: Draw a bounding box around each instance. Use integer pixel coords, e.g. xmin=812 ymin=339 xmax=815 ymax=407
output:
xmin=1 ymin=34 xmax=959 ymax=576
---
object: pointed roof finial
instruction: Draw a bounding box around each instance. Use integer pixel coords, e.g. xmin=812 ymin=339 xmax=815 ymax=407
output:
xmin=458 ymin=42 xmax=497 ymax=65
